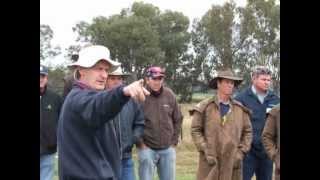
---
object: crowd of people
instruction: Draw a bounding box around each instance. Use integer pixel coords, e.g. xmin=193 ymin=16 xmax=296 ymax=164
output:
xmin=40 ymin=45 xmax=280 ymax=180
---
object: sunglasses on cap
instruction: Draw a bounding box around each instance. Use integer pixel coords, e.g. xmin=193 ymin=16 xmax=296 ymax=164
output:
xmin=150 ymin=76 xmax=164 ymax=81
xmin=252 ymin=66 xmax=272 ymax=75
xmin=146 ymin=66 xmax=165 ymax=77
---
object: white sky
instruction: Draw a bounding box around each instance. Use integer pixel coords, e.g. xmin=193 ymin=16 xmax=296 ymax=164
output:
xmin=40 ymin=0 xmax=247 ymax=66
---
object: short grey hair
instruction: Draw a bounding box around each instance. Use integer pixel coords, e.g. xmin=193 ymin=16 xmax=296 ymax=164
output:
xmin=251 ymin=66 xmax=272 ymax=79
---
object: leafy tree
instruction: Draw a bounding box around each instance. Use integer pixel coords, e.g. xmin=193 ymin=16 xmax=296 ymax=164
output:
xmin=71 ymin=2 xmax=192 ymax=101
xmin=40 ymin=24 xmax=61 ymax=61
xmin=238 ymin=0 xmax=280 ymax=93
xmin=191 ymin=0 xmax=280 ymax=94
xmin=155 ymin=10 xmax=191 ymax=100
xmin=47 ymin=66 xmax=67 ymax=96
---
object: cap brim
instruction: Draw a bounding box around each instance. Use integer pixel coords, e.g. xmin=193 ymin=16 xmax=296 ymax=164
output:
xmin=68 ymin=59 xmax=120 ymax=72
xmin=109 ymin=73 xmax=130 ymax=76
xmin=149 ymin=73 xmax=165 ymax=78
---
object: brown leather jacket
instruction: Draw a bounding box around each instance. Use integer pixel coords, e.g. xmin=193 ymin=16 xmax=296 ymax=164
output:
xmin=190 ymin=96 xmax=252 ymax=180
xmin=141 ymin=87 xmax=183 ymax=149
xmin=262 ymin=104 xmax=280 ymax=180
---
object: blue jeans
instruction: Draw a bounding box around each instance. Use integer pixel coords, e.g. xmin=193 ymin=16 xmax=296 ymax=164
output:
xmin=138 ymin=147 xmax=176 ymax=180
xmin=40 ymin=153 xmax=55 ymax=180
xmin=243 ymin=152 xmax=273 ymax=180
xmin=120 ymin=157 xmax=136 ymax=180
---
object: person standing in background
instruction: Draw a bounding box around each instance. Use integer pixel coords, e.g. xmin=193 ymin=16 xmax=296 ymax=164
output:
xmin=105 ymin=66 xmax=145 ymax=180
xmin=40 ymin=64 xmax=62 ymax=180
xmin=235 ymin=66 xmax=280 ymax=180
xmin=137 ymin=66 xmax=183 ymax=180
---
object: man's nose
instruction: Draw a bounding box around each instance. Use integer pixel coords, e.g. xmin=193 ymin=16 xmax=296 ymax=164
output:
xmin=101 ymin=71 xmax=108 ymax=79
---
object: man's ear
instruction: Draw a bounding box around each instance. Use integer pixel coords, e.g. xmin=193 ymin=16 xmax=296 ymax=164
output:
xmin=78 ymin=67 xmax=86 ymax=77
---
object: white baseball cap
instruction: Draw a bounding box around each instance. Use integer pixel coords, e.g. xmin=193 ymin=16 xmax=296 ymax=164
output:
xmin=68 ymin=45 xmax=120 ymax=72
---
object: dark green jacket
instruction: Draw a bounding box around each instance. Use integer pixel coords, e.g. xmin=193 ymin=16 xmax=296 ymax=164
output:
xmin=40 ymin=87 xmax=62 ymax=155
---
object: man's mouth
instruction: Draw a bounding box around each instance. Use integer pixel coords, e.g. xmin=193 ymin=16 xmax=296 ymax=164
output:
xmin=97 ymin=80 xmax=105 ymax=85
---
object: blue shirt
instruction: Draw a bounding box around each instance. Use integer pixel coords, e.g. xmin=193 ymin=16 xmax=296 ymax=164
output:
xmin=219 ymin=102 xmax=230 ymax=117
xmin=251 ymin=85 xmax=268 ymax=104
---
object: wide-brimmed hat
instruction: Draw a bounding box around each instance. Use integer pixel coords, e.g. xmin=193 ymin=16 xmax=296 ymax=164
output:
xmin=68 ymin=45 xmax=120 ymax=72
xmin=209 ymin=69 xmax=243 ymax=89
xmin=109 ymin=66 xmax=130 ymax=77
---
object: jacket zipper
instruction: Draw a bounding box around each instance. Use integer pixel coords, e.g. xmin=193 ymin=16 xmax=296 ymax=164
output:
xmin=118 ymin=113 xmax=122 ymax=160
xmin=111 ymin=119 xmax=122 ymax=160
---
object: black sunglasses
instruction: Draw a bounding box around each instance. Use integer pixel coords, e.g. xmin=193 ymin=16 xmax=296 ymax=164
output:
xmin=151 ymin=77 xmax=164 ymax=80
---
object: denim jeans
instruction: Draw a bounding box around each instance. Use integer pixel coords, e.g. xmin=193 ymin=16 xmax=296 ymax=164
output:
xmin=40 ymin=153 xmax=55 ymax=180
xmin=120 ymin=157 xmax=136 ymax=180
xmin=243 ymin=152 xmax=273 ymax=180
xmin=138 ymin=147 xmax=176 ymax=180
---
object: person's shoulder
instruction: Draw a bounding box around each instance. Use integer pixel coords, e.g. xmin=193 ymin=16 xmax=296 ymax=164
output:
xmin=238 ymin=87 xmax=251 ymax=95
xmin=235 ymin=87 xmax=250 ymax=99
xmin=46 ymin=88 xmax=59 ymax=96
xmin=64 ymin=73 xmax=75 ymax=82
xmin=162 ymin=87 xmax=179 ymax=101
xmin=267 ymin=90 xmax=280 ymax=99
xmin=163 ymin=86 xmax=175 ymax=95
xmin=189 ymin=97 xmax=215 ymax=115
xmin=46 ymin=88 xmax=62 ymax=102
xmin=268 ymin=104 xmax=280 ymax=116
xmin=232 ymin=99 xmax=252 ymax=115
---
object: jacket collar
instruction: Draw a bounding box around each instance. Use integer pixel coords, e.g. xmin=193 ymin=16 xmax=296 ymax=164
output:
xmin=74 ymin=80 xmax=94 ymax=90
xmin=147 ymin=85 xmax=163 ymax=97
xmin=247 ymin=86 xmax=277 ymax=102
xmin=212 ymin=94 xmax=236 ymax=107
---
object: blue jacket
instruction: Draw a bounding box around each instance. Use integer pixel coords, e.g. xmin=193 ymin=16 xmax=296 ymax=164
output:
xmin=235 ymin=87 xmax=279 ymax=158
xmin=57 ymin=81 xmax=130 ymax=180
xmin=113 ymin=99 xmax=144 ymax=159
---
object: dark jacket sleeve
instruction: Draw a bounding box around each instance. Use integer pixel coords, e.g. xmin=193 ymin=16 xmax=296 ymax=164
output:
xmin=56 ymin=93 xmax=63 ymax=121
xmin=238 ymin=110 xmax=253 ymax=157
xmin=171 ymin=95 xmax=183 ymax=146
xmin=132 ymin=100 xmax=145 ymax=145
xmin=71 ymin=85 xmax=130 ymax=128
xmin=190 ymin=110 xmax=206 ymax=152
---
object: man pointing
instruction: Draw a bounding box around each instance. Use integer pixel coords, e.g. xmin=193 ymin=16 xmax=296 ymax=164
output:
xmin=57 ymin=45 xmax=149 ymax=180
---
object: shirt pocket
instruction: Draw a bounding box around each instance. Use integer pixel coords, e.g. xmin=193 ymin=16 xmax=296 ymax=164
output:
xmin=162 ymin=104 xmax=173 ymax=116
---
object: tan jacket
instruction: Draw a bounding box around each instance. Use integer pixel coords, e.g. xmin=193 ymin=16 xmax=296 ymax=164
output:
xmin=262 ymin=104 xmax=280 ymax=180
xmin=190 ymin=96 xmax=252 ymax=180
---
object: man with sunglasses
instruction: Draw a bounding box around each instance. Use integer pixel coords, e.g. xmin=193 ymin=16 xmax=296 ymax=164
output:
xmin=235 ymin=66 xmax=280 ymax=180
xmin=137 ymin=66 xmax=183 ymax=180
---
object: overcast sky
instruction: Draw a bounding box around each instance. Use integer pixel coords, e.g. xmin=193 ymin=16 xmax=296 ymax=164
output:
xmin=40 ymin=0 xmax=247 ymax=66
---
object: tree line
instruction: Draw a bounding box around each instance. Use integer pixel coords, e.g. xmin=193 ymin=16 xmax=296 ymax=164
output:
xmin=40 ymin=0 xmax=280 ymax=102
